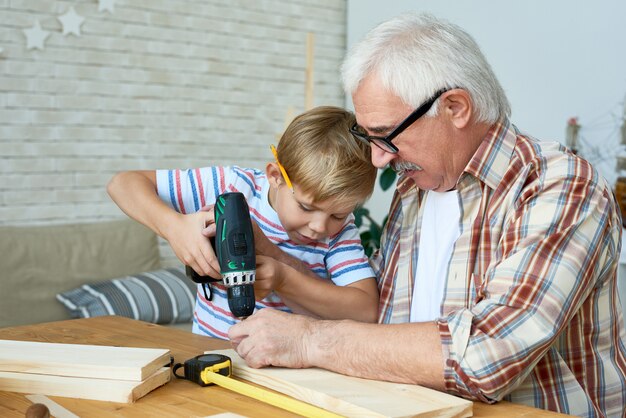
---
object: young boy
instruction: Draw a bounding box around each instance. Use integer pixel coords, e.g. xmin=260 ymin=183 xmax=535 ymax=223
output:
xmin=107 ymin=106 xmax=378 ymax=339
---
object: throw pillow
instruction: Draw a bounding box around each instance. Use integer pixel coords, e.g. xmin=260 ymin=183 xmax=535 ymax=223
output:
xmin=56 ymin=267 xmax=197 ymax=324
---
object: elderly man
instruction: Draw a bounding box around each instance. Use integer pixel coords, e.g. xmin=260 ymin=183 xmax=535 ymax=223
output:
xmin=229 ymin=13 xmax=626 ymax=416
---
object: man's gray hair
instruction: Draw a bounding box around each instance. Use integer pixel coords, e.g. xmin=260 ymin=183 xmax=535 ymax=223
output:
xmin=341 ymin=13 xmax=511 ymax=123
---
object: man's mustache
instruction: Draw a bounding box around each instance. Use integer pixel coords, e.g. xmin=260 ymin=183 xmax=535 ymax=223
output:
xmin=391 ymin=160 xmax=423 ymax=172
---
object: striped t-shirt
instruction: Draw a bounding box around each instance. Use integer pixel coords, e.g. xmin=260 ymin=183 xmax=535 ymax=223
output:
xmin=156 ymin=165 xmax=375 ymax=339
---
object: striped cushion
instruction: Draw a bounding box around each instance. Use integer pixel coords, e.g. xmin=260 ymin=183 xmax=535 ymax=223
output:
xmin=56 ymin=267 xmax=196 ymax=324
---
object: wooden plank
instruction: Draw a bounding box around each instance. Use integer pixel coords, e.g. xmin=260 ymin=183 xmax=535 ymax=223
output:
xmin=0 ymin=367 xmax=170 ymax=404
xmin=0 ymin=340 xmax=170 ymax=381
xmin=208 ymin=349 xmax=472 ymax=418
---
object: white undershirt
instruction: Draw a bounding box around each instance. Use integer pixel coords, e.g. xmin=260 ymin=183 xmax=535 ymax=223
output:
xmin=410 ymin=190 xmax=461 ymax=322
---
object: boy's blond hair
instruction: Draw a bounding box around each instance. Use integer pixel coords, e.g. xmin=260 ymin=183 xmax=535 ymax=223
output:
xmin=276 ymin=106 xmax=376 ymax=204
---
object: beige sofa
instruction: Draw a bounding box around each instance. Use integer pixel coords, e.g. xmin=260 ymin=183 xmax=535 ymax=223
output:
xmin=0 ymin=220 xmax=194 ymax=330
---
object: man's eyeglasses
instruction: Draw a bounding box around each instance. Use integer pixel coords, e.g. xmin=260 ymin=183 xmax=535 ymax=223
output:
xmin=349 ymin=88 xmax=451 ymax=154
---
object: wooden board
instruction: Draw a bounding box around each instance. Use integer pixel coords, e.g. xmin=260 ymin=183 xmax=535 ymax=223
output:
xmin=0 ymin=367 xmax=170 ymax=403
xmin=208 ymin=349 xmax=472 ymax=418
xmin=0 ymin=340 xmax=170 ymax=381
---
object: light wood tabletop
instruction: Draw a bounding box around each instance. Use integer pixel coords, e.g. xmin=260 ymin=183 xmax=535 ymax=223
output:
xmin=0 ymin=316 xmax=570 ymax=417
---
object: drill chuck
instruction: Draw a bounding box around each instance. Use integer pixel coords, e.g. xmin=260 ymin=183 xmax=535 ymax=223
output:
xmin=221 ymin=270 xmax=256 ymax=318
xmin=222 ymin=270 xmax=256 ymax=287
xmin=226 ymin=283 xmax=256 ymax=318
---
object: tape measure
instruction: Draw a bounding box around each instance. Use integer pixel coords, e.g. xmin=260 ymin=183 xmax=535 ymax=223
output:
xmin=173 ymin=353 xmax=231 ymax=386
xmin=173 ymin=354 xmax=343 ymax=418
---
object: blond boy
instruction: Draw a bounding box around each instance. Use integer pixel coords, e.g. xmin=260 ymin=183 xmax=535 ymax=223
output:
xmin=108 ymin=106 xmax=378 ymax=339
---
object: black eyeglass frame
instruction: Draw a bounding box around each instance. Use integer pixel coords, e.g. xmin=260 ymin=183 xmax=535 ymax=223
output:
xmin=350 ymin=88 xmax=452 ymax=154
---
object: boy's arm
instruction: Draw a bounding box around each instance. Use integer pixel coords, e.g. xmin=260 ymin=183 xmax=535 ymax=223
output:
xmin=107 ymin=170 xmax=220 ymax=278
xmin=256 ymin=255 xmax=378 ymax=322
xmin=203 ymin=215 xmax=379 ymax=322
xmin=251 ymin=221 xmax=378 ymax=322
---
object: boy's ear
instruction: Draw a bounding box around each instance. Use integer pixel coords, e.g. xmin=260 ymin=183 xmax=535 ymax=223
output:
xmin=266 ymin=162 xmax=283 ymax=187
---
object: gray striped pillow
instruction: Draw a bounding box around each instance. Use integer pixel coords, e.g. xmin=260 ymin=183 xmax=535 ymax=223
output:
xmin=56 ymin=267 xmax=197 ymax=324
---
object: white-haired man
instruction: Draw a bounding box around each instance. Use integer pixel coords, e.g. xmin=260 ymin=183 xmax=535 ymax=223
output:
xmin=229 ymin=13 xmax=626 ymax=417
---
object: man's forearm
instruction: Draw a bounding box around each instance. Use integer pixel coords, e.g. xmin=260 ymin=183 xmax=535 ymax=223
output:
xmin=229 ymin=310 xmax=446 ymax=391
xmin=308 ymin=320 xmax=445 ymax=389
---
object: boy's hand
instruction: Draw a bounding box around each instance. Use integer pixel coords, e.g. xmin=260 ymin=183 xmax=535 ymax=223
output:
xmin=200 ymin=205 xmax=281 ymax=285
xmin=164 ymin=209 xmax=221 ymax=278
xmin=249 ymin=220 xmax=278 ymax=257
xmin=199 ymin=204 xmax=216 ymax=238
xmin=253 ymin=255 xmax=286 ymax=300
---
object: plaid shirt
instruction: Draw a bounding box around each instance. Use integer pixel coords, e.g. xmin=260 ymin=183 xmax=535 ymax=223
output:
xmin=371 ymin=119 xmax=626 ymax=417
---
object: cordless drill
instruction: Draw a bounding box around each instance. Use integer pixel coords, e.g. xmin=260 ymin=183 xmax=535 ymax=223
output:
xmin=185 ymin=192 xmax=256 ymax=318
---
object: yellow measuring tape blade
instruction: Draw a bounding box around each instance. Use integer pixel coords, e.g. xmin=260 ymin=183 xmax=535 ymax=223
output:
xmin=201 ymin=369 xmax=343 ymax=418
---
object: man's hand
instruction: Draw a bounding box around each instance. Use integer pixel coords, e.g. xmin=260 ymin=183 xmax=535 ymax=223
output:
xmin=228 ymin=309 xmax=316 ymax=369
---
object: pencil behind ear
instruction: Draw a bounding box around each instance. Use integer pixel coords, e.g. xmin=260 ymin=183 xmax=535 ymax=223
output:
xmin=266 ymin=162 xmax=283 ymax=188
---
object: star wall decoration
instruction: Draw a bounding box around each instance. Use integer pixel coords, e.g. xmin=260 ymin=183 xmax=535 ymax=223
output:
xmin=58 ymin=7 xmax=85 ymax=37
xmin=98 ymin=0 xmax=115 ymax=14
xmin=23 ymin=20 xmax=50 ymax=50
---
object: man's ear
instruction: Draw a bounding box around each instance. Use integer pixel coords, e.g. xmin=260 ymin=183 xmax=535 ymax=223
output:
xmin=266 ymin=162 xmax=283 ymax=187
xmin=442 ymin=89 xmax=472 ymax=129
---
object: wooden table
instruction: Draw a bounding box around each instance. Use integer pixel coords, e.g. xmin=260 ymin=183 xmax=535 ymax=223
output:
xmin=0 ymin=316 xmax=568 ymax=417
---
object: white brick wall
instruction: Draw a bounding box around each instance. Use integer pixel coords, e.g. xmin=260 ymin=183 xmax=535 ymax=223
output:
xmin=0 ymin=0 xmax=347 ymax=265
